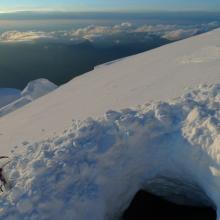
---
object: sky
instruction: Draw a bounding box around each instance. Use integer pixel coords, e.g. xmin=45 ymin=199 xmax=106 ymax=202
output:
xmin=0 ymin=0 xmax=220 ymax=13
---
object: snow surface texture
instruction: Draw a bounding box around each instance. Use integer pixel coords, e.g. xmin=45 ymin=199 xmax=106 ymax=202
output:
xmin=0 ymin=89 xmax=21 ymax=108
xmin=0 ymin=79 xmax=57 ymax=117
xmin=0 ymin=28 xmax=220 ymax=152
xmin=1 ymin=84 xmax=220 ymax=220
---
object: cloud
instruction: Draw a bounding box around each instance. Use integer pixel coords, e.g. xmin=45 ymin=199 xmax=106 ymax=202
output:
xmin=0 ymin=22 xmax=134 ymax=43
xmin=113 ymin=22 xmax=133 ymax=30
xmin=68 ymin=22 xmax=133 ymax=39
xmin=162 ymin=29 xmax=199 ymax=41
xmin=135 ymin=24 xmax=177 ymax=33
xmin=0 ymin=21 xmax=219 ymax=44
xmin=207 ymin=21 xmax=220 ymax=28
xmin=0 ymin=31 xmax=56 ymax=42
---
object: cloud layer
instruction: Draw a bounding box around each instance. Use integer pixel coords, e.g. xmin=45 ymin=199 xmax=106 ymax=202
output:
xmin=0 ymin=31 xmax=56 ymax=42
xmin=0 ymin=21 xmax=219 ymax=44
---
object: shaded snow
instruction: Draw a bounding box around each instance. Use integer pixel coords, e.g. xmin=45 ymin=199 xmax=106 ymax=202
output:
xmin=0 ymin=79 xmax=57 ymax=117
xmin=0 ymin=84 xmax=220 ymax=220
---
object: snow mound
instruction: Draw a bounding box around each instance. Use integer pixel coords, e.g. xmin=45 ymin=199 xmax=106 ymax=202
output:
xmin=21 ymin=78 xmax=58 ymax=100
xmin=1 ymin=83 xmax=220 ymax=220
xmin=0 ymin=89 xmax=21 ymax=108
xmin=0 ymin=79 xmax=57 ymax=117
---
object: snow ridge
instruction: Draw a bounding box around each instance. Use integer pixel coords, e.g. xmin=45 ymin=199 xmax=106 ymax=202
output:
xmin=1 ymin=83 xmax=220 ymax=220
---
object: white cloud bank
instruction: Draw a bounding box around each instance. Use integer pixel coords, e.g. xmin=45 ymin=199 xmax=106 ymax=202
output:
xmin=0 ymin=31 xmax=56 ymax=42
xmin=162 ymin=29 xmax=199 ymax=41
xmin=0 ymin=21 xmax=219 ymax=43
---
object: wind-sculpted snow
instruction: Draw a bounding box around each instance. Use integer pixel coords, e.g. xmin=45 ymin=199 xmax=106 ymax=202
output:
xmin=1 ymin=84 xmax=220 ymax=220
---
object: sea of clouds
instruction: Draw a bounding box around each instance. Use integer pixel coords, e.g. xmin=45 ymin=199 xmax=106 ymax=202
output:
xmin=0 ymin=21 xmax=219 ymax=44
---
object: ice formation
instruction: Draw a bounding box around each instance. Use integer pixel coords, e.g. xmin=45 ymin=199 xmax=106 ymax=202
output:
xmin=1 ymin=83 xmax=220 ymax=220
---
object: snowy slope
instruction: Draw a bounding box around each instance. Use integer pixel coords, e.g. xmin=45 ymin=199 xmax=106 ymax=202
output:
xmin=1 ymin=84 xmax=220 ymax=220
xmin=0 ymin=28 xmax=220 ymax=153
xmin=0 ymin=79 xmax=57 ymax=117
xmin=0 ymin=88 xmax=21 ymax=108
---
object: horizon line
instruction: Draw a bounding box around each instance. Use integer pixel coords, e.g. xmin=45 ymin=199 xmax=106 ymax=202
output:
xmin=1 ymin=9 xmax=220 ymax=14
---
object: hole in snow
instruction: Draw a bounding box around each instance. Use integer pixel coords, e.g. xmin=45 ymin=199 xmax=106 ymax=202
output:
xmin=121 ymin=190 xmax=216 ymax=220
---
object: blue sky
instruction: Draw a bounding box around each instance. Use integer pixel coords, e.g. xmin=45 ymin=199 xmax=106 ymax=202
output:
xmin=0 ymin=0 xmax=220 ymax=12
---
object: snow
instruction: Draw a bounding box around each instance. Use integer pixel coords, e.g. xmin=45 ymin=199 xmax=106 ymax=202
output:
xmin=0 ymin=89 xmax=21 ymax=108
xmin=21 ymin=78 xmax=57 ymax=100
xmin=0 ymin=84 xmax=220 ymax=220
xmin=0 ymin=28 xmax=220 ymax=219
xmin=0 ymin=29 xmax=220 ymax=152
xmin=0 ymin=79 xmax=57 ymax=117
